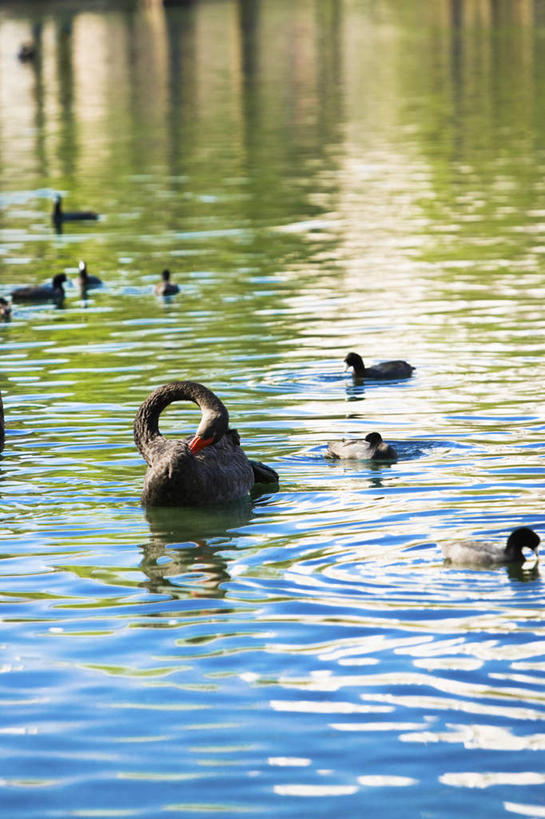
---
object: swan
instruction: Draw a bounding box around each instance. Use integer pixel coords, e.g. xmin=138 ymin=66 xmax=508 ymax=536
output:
xmin=11 ymin=273 xmax=67 ymax=303
xmin=52 ymin=195 xmax=98 ymax=226
xmin=344 ymin=351 xmax=414 ymax=380
xmin=154 ymin=269 xmax=179 ymax=297
xmin=0 ymin=297 xmax=12 ymax=320
xmin=134 ymin=381 xmax=278 ymax=506
xmin=442 ymin=527 xmax=540 ymax=566
xmin=327 ymin=431 xmax=398 ymax=461
xmin=78 ymin=261 xmax=102 ymax=294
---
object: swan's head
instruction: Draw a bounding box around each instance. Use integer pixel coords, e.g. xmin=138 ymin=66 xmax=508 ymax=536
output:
xmin=188 ymin=414 xmax=228 ymax=455
xmin=344 ymin=352 xmax=365 ymax=373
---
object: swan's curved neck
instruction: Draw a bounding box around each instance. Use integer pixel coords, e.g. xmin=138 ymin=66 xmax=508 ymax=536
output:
xmin=134 ymin=381 xmax=229 ymax=463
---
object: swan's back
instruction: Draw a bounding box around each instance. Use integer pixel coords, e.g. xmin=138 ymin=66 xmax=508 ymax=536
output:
xmin=141 ymin=432 xmax=254 ymax=506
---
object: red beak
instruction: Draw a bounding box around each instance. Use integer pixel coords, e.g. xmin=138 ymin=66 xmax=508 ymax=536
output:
xmin=188 ymin=435 xmax=214 ymax=454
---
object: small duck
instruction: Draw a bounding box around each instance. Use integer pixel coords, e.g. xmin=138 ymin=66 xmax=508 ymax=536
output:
xmin=327 ymin=431 xmax=398 ymax=461
xmin=78 ymin=261 xmax=102 ymax=294
xmin=344 ymin=351 xmax=414 ymax=380
xmin=52 ymin=195 xmax=99 ymax=227
xmin=154 ymin=269 xmax=179 ymax=297
xmin=442 ymin=527 xmax=540 ymax=566
xmin=0 ymin=297 xmax=12 ymax=320
xmin=18 ymin=43 xmax=36 ymax=62
xmin=11 ymin=273 xmax=67 ymax=303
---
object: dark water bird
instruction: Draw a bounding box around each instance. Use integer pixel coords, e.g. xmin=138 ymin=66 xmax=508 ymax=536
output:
xmin=442 ymin=527 xmax=540 ymax=566
xmin=78 ymin=261 xmax=102 ymax=294
xmin=154 ymin=269 xmax=179 ymax=297
xmin=327 ymin=431 xmax=398 ymax=461
xmin=11 ymin=273 xmax=67 ymax=303
xmin=18 ymin=42 xmax=36 ymax=61
xmin=134 ymin=381 xmax=278 ymax=506
xmin=344 ymin=351 xmax=414 ymax=380
xmin=0 ymin=297 xmax=12 ymax=320
xmin=52 ymin=195 xmax=99 ymax=227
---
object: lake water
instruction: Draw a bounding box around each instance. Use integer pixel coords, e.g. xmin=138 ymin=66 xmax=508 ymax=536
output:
xmin=1 ymin=0 xmax=545 ymax=816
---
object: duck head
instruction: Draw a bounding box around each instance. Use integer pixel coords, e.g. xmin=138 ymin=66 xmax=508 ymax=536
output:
xmin=344 ymin=352 xmax=365 ymax=375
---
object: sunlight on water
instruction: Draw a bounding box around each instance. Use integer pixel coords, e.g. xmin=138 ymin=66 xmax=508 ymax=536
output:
xmin=1 ymin=0 xmax=545 ymax=817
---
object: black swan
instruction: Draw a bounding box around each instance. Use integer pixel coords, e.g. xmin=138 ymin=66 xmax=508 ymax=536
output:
xmin=154 ymin=269 xmax=179 ymax=297
xmin=0 ymin=297 xmax=12 ymax=320
xmin=442 ymin=527 xmax=540 ymax=566
xmin=52 ymin=195 xmax=98 ymax=227
xmin=78 ymin=261 xmax=102 ymax=294
xmin=11 ymin=273 xmax=67 ymax=303
xmin=134 ymin=381 xmax=278 ymax=506
xmin=344 ymin=351 xmax=414 ymax=380
xmin=327 ymin=431 xmax=397 ymax=461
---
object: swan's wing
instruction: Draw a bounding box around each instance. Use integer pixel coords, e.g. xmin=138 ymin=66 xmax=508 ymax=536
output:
xmin=249 ymin=459 xmax=278 ymax=484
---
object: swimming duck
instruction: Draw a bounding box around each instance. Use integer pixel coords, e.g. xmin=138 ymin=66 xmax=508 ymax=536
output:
xmin=154 ymin=269 xmax=179 ymax=297
xmin=77 ymin=261 xmax=102 ymax=294
xmin=134 ymin=380 xmax=278 ymax=506
xmin=52 ymin=195 xmax=98 ymax=227
xmin=18 ymin=43 xmax=36 ymax=62
xmin=0 ymin=297 xmax=12 ymax=320
xmin=344 ymin=351 xmax=414 ymax=380
xmin=441 ymin=527 xmax=540 ymax=566
xmin=11 ymin=273 xmax=67 ymax=303
xmin=327 ymin=431 xmax=398 ymax=461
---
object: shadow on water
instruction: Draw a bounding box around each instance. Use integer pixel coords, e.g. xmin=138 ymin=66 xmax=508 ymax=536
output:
xmin=139 ymin=498 xmax=255 ymax=598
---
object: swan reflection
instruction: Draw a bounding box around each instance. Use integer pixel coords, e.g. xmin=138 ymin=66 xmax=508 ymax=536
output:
xmin=140 ymin=499 xmax=254 ymax=599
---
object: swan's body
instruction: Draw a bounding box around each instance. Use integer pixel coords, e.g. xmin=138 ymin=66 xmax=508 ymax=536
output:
xmin=442 ymin=527 xmax=540 ymax=566
xmin=345 ymin=351 xmax=414 ymax=380
xmin=0 ymin=297 xmax=12 ymax=320
xmin=11 ymin=273 xmax=67 ymax=303
xmin=327 ymin=431 xmax=398 ymax=461
xmin=52 ymin=195 xmax=98 ymax=226
xmin=154 ymin=269 xmax=179 ymax=297
xmin=78 ymin=261 xmax=102 ymax=294
xmin=134 ymin=381 xmax=278 ymax=506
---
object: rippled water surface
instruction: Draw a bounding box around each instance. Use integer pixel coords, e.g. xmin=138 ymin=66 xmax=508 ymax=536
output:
xmin=1 ymin=1 xmax=545 ymax=816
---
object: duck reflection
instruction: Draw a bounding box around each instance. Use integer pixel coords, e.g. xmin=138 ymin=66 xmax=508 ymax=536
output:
xmin=506 ymin=560 xmax=540 ymax=582
xmin=140 ymin=499 xmax=254 ymax=599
